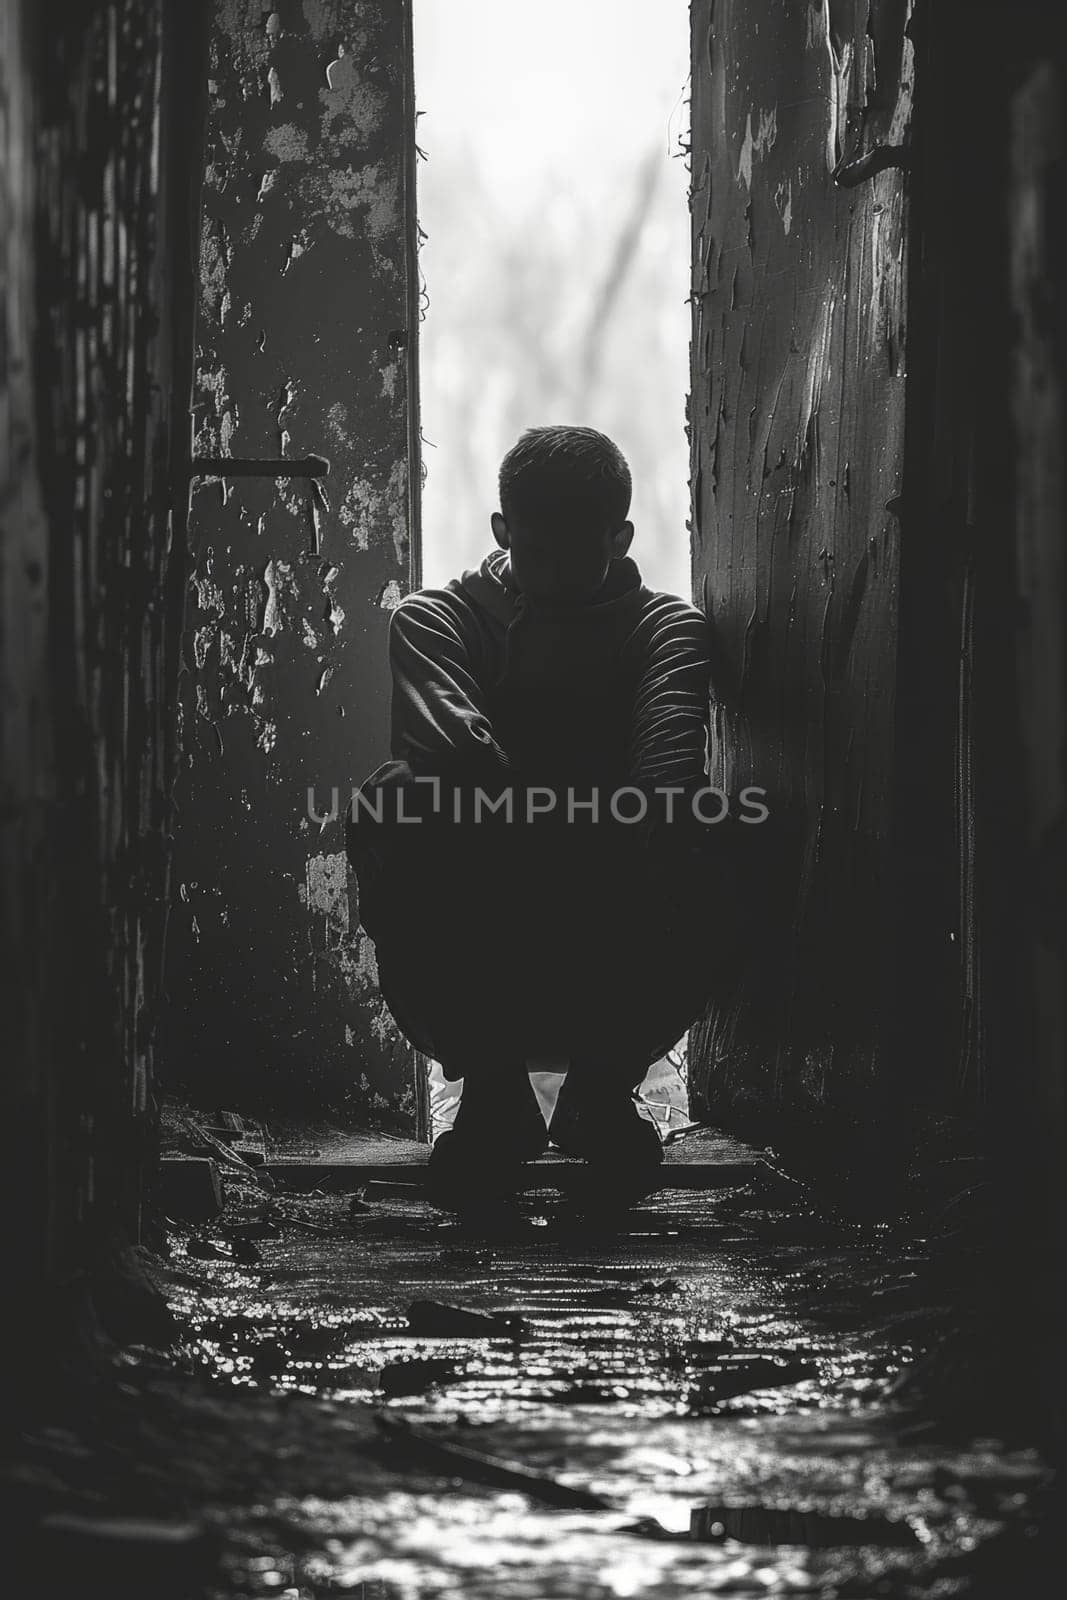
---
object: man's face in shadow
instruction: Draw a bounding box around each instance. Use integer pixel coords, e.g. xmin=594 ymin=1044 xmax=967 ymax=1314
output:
xmin=491 ymin=510 xmax=635 ymax=606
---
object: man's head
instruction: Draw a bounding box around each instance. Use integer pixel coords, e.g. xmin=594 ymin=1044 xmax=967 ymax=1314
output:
xmin=491 ymin=425 xmax=635 ymax=603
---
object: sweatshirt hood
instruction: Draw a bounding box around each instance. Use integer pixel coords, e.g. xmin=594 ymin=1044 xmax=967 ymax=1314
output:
xmin=456 ymin=547 xmax=646 ymax=625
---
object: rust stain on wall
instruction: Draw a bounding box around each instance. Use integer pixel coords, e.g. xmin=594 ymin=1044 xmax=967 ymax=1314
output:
xmin=165 ymin=0 xmax=420 ymax=1125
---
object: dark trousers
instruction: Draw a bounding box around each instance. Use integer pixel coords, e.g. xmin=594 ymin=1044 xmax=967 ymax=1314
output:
xmin=346 ymin=762 xmax=768 ymax=1087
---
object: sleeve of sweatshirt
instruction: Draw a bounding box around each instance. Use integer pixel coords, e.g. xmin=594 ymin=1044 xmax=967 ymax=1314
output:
xmin=626 ymin=597 xmax=712 ymax=792
xmin=388 ymin=591 xmax=511 ymax=775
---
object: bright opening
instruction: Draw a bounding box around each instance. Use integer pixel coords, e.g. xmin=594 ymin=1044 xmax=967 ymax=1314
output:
xmin=412 ymin=0 xmax=692 ymax=598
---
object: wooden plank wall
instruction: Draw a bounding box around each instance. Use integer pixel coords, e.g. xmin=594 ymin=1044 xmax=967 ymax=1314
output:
xmin=687 ymin=0 xmax=912 ymax=1157
xmin=0 ymin=0 xmax=207 ymax=1358
xmin=688 ymin=0 xmax=1065 ymax=1266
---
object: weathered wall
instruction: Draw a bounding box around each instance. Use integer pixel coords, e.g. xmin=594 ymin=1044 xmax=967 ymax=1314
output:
xmin=687 ymin=0 xmax=913 ymax=1145
xmin=0 ymin=0 xmax=206 ymax=1354
xmin=162 ymin=0 xmax=421 ymax=1126
xmin=1008 ymin=38 xmax=1065 ymax=1247
xmin=895 ymin=0 xmax=1066 ymax=1429
xmin=889 ymin=0 xmax=1064 ymax=1150
xmin=1007 ymin=36 xmax=1066 ymax=1432
xmin=887 ymin=0 xmax=1022 ymax=1125
xmin=688 ymin=0 xmax=1065 ymax=1272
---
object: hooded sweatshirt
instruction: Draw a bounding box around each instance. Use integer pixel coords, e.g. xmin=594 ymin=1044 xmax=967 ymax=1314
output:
xmin=385 ymin=549 xmax=711 ymax=799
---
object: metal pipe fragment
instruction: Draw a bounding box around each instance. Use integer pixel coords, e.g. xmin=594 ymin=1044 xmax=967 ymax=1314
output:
xmin=190 ymin=453 xmax=331 ymax=478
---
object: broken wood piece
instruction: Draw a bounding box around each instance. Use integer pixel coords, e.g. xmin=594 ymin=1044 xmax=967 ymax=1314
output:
xmin=186 ymin=1237 xmax=232 ymax=1261
xmin=224 ymin=1218 xmax=281 ymax=1241
xmin=544 ymin=1383 xmax=628 ymax=1405
xmin=362 ymin=1178 xmax=424 ymax=1200
xmin=690 ymin=1503 xmax=919 ymax=1547
xmin=379 ymin=1357 xmax=462 ymax=1398
xmin=406 ymin=1300 xmax=527 ymax=1339
xmin=373 ymin=1415 xmax=610 ymax=1510
xmin=586 ymin=1277 xmax=683 ymax=1307
xmin=206 ymin=1110 xmax=245 ymax=1137
xmin=228 ymin=1138 xmax=267 ymax=1167
xmin=688 ymin=1356 xmax=819 ymax=1408
xmin=270 ymin=1209 xmax=332 ymax=1236
xmin=616 ymin=1517 xmax=688 ymax=1542
xmin=179 ymin=1116 xmax=257 ymax=1175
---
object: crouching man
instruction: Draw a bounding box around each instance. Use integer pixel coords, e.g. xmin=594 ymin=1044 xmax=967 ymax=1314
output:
xmin=347 ymin=425 xmax=747 ymax=1213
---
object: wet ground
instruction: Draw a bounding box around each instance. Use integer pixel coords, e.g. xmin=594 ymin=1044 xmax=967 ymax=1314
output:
xmin=4 ymin=1142 xmax=1057 ymax=1598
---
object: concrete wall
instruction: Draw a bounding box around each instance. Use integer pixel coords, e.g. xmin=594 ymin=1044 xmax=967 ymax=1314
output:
xmin=162 ymin=0 xmax=422 ymax=1128
xmin=0 ymin=0 xmax=207 ymax=1356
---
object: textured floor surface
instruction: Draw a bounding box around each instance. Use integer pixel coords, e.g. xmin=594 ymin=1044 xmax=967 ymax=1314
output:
xmin=4 ymin=1146 xmax=1056 ymax=1598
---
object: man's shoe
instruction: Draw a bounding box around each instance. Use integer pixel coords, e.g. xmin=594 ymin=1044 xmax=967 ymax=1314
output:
xmin=548 ymin=1077 xmax=664 ymax=1209
xmin=426 ymin=1070 xmax=548 ymax=1212
xmin=426 ymin=1129 xmax=526 ymax=1213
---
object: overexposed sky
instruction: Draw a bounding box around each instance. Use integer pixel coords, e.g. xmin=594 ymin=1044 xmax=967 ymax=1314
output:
xmin=413 ymin=0 xmax=692 ymax=595
xmin=414 ymin=1 xmax=689 ymax=210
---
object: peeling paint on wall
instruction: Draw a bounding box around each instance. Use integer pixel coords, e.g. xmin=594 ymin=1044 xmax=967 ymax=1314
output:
xmin=738 ymin=105 xmax=777 ymax=189
xmin=305 ymin=851 xmax=349 ymax=944
xmin=167 ymin=0 xmax=419 ymax=1126
xmin=322 ymin=45 xmax=389 ymax=143
xmin=261 ymin=557 xmax=297 ymax=635
xmin=263 ymin=123 xmax=309 ymax=163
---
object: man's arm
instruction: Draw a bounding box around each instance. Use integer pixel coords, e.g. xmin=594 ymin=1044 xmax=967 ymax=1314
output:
xmin=388 ymin=591 xmax=510 ymax=776
xmin=626 ymin=597 xmax=712 ymax=793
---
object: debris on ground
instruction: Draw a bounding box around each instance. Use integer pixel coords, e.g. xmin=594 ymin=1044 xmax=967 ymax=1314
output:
xmin=689 ymin=1502 xmax=921 ymax=1547
xmin=229 ymin=1239 xmax=262 ymax=1265
xmin=186 ymin=1238 xmax=235 ymax=1262
xmin=379 ymin=1357 xmax=463 ymax=1398
xmin=222 ymin=1219 xmax=281 ymax=1242
xmin=373 ymin=1415 xmax=613 ymax=1510
xmin=687 ymin=1353 xmax=821 ymax=1409
xmin=406 ymin=1300 xmax=528 ymax=1339
xmin=201 ymin=1112 xmax=268 ymax=1168
xmin=362 ymin=1178 xmax=424 ymax=1201
xmin=7 ymin=1101 xmax=1052 ymax=1597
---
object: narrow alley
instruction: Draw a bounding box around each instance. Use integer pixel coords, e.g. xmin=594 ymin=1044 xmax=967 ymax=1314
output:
xmin=1 ymin=2 xmax=1063 ymax=1597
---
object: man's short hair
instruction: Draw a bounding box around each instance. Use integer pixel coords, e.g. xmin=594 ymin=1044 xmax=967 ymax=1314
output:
xmin=498 ymin=426 xmax=632 ymax=537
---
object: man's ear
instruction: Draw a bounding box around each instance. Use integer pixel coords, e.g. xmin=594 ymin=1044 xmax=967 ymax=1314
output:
xmin=491 ymin=511 xmax=510 ymax=550
xmin=609 ymin=520 xmax=635 ymax=559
